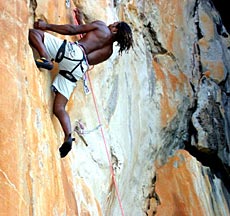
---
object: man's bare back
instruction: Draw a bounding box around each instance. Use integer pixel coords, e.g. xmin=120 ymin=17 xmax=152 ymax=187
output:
xmin=78 ymin=21 xmax=115 ymax=65
xmin=34 ymin=19 xmax=118 ymax=65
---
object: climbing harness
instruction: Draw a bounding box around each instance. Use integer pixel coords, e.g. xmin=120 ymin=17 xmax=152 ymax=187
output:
xmin=55 ymin=39 xmax=90 ymax=93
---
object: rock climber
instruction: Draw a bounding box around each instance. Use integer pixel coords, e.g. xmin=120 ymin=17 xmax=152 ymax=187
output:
xmin=28 ymin=8 xmax=133 ymax=158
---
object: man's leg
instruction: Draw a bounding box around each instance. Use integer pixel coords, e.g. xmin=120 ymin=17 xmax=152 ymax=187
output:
xmin=53 ymin=92 xmax=74 ymax=158
xmin=29 ymin=29 xmax=53 ymax=69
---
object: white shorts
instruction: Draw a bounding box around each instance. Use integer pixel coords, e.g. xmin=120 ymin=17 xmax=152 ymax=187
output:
xmin=44 ymin=32 xmax=89 ymax=100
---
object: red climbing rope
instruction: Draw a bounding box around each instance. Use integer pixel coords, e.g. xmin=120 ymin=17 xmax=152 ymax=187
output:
xmin=86 ymin=71 xmax=125 ymax=216
xmin=73 ymin=8 xmax=125 ymax=216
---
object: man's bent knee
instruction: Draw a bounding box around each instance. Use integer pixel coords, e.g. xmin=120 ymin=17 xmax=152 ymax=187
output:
xmin=53 ymin=93 xmax=68 ymax=116
xmin=53 ymin=104 xmax=65 ymax=117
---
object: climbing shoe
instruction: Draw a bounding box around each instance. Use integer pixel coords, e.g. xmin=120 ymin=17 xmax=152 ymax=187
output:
xmin=35 ymin=57 xmax=53 ymax=70
xmin=59 ymin=134 xmax=75 ymax=158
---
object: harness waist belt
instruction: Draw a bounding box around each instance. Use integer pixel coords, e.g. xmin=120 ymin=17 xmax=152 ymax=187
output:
xmin=59 ymin=70 xmax=77 ymax=82
xmin=56 ymin=41 xmax=89 ymax=83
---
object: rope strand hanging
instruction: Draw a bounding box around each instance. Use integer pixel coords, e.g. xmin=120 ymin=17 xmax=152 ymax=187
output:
xmin=73 ymin=8 xmax=125 ymax=216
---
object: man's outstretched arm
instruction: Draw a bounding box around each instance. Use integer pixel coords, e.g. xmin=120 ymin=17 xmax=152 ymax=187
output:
xmin=34 ymin=19 xmax=97 ymax=35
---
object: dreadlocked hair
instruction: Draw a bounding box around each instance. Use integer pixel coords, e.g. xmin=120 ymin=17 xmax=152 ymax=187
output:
xmin=115 ymin=21 xmax=133 ymax=55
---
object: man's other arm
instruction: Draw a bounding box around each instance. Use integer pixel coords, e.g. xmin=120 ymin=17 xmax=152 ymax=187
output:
xmin=34 ymin=19 xmax=98 ymax=35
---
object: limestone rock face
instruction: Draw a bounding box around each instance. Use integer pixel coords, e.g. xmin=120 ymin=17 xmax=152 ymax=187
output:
xmin=155 ymin=150 xmax=230 ymax=216
xmin=0 ymin=0 xmax=230 ymax=216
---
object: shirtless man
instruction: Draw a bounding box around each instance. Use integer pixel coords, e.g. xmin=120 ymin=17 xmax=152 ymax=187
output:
xmin=29 ymin=10 xmax=133 ymax=158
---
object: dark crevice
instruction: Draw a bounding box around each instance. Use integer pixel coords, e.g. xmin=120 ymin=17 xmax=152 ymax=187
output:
xmin=216 ymin=23 xmax=228 ymax=38
xmin=191 ymin=43 xmax=203 ymax=83
xmin=196 ymin=23 xmax=204 ymax=40
xmin=219 ymin=73 xmax=230 ymax=95
xmin=211 ymin=0 xmax=230 ymax=33
xmin=143 ymin=22 xmax=168 ymax=55
xmin=219 ymin=74 xmax=230 ymax=152
xmin=185 ymin=143 xmax=230 ymax=193
xmin=191 ymin=0 xmax=198 ymax=17
xmin=184 ymin=87 xmax=230 ymax=194
xmin=185 ymin=120 xmax=230 ymax=194
xmin=193 ymin=0 xmax=204 ymax=40
xmin=195 ymin=44 xmax=203 ymax=73
xmin=206 ymin=1 xmax=228 ymax=37
xmin=190 ymin=81 xmax=196 ymax=94
xmin=113 ymin=0 xmax=118 ymax=7
xmin=145 ymin=176 xmax=161 ymax=216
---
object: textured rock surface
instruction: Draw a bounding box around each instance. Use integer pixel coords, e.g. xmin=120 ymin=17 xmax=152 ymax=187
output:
xmin=0 ymin=0 xmax=230 ymax=215
xmin=155 ymin=150 xmax=230 ymax=216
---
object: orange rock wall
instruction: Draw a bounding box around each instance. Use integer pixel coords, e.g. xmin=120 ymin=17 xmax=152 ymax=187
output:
xmin=0 ymin=0 xmax=230 ymax=215
xmin=0 ymin=0 xmax=101 ymax=215
xmin=155 ymin=150 xmax=229 ymax=216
